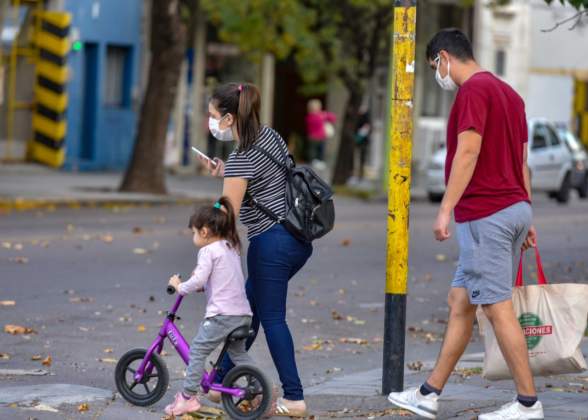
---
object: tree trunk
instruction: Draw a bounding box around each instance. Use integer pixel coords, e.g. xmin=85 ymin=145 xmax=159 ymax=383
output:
xmin=332 ymin=91 xmax=362 ymax=186
xmin=120 ymin=0 xmax=187 ymax=194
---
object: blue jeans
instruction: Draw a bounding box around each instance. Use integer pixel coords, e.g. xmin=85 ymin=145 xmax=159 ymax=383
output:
xmin=217 ymin=223 xmax=312 ymax=400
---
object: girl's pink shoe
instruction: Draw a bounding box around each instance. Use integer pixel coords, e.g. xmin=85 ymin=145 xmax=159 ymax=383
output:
xmin=164 ymin=392 xmax=201 ymax=416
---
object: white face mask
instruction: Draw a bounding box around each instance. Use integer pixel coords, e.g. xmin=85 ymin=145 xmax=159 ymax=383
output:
xmin=208 ymin=115 xmax=234 ymax=142
xmin=434 ymin=55 xmax=457 ymax=91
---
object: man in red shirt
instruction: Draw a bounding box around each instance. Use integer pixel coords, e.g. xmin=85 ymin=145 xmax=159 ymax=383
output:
xmin=388 ymin=29 xmax=543 ymax=420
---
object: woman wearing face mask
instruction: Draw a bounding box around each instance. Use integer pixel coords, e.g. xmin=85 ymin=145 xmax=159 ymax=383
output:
xmin=201 ymin=82 xmax=312 ymax=417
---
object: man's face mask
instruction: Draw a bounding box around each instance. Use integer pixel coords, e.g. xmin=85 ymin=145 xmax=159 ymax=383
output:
xmin=434 ymin=54 xmax=457 ymax=91
xmin=208 ymin=115 xmax=234 ymax=142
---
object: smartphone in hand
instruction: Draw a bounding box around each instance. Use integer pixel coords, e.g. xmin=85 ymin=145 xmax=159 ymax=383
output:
xmin=191 ymin=147 xmax=218 ymax=168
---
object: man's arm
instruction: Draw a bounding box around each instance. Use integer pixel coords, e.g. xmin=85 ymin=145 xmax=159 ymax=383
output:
xmin=522 ymin=147 xmax=532 ymax=200
xmin=434 ymin=130 xmax=482 ymax=241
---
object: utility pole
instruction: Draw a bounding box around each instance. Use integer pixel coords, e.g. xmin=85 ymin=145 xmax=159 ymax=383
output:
xmin=382 ymin=0 xmax=417 ymax=395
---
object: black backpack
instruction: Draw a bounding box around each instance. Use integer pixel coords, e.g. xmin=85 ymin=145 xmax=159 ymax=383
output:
xmin=245 ymin=136 xmax=335 ymax=243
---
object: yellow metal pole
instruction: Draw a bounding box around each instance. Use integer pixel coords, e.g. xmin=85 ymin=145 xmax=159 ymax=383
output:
xmin=382 ymin=0 xmax=417 ymax=395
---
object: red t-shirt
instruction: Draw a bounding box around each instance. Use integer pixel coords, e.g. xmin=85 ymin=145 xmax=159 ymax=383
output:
xmin=445 ymin=72 xmax=530 ymax=223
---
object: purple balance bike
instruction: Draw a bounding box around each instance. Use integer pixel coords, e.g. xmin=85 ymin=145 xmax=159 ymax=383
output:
xmin=115 ymin=286 xmax=271 ymax=420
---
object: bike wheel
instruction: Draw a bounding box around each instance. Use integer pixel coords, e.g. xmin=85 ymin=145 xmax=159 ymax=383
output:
xmin=221 ymin=364 xmax=271 ymax=420
xmin=114 ymin=348 xmax=169 ymax=406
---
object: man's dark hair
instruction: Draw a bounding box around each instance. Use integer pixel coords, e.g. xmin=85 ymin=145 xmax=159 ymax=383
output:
xmin=425 ymin=28 xmax=474 ymax=62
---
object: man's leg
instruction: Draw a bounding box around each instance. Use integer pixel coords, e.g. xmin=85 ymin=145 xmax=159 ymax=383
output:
xmin=482 ymin=300 xmax=536 ymax=396
xmin=426 ymin=287 xmax=477 ymax=390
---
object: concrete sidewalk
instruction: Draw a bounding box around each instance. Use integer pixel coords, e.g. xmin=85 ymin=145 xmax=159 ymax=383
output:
xmin=2 ymin=347 xmax=586 ymax=419
xmin=0 ymin=163 xmax=429 ymax=212
xmin=0 ymin=164 xmax=222 ymax=211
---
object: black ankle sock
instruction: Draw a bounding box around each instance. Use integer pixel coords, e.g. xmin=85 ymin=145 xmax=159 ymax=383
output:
xmin=419 ymin=381 xmax=442 ymax=396
xmin=517 ymin=394 xmax=538 ymax=407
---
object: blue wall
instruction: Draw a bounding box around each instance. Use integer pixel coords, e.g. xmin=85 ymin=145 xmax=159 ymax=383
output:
xmin=63 ymin=0 xmax=143 ymax=171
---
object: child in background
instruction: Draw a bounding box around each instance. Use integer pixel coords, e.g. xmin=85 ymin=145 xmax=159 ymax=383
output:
xmin=165 ymin=197 xmax=253 ymax=416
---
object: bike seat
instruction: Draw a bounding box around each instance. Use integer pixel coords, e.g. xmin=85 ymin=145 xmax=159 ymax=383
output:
xmin=227 ymin=325 xmax=252 ymax=341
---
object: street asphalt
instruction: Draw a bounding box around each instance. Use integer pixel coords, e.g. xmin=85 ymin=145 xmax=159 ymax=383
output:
xmin=1 ymin=192 xmax=587 ymax=419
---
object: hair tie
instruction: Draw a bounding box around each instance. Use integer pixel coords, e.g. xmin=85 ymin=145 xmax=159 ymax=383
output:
xmin=213 ymin=202 xmax=222 ymax=209
xmin=238 ymin=84 xmax=243 ymax=92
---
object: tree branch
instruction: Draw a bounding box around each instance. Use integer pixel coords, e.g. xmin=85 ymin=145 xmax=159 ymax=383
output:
xmin=541 ymin=9 xmax=588 ymax=32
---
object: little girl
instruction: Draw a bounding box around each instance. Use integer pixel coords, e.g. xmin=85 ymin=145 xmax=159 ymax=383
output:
xmin=165 ymin=197 xmax=254 ymax=416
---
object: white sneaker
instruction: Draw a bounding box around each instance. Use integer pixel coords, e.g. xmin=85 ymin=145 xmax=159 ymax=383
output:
xmin=387 ymin=387 xmax=438 ymax=419
xmin=478 ymin=400 xmax=544 ymax=420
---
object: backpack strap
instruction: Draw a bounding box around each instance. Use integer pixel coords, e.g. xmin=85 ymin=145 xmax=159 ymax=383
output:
xmin=243 ymin=129 xmax=290 ymax=222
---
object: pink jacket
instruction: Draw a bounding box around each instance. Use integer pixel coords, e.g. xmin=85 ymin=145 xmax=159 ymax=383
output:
xmin=305 ymin=111 xmax=336 ymax=141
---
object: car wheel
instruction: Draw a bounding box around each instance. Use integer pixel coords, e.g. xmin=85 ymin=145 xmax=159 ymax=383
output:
xmin=428 ymin=192 xmax=443 ymax=203
xmin=577 ymin=173 xmax=588 ymax=199
xmin=555 ymin=172 xmax=571 ymax=204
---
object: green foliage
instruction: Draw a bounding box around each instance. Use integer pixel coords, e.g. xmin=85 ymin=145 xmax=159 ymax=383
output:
xmin=201 ymin=0 xmax=395 ymax=95
xmin=545 ymin=0 xmax=588 ymax=9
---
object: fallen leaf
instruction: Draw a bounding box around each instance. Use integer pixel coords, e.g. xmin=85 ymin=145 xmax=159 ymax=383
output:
xmin=132 ymin=227 xmax=143 ymax=234
xmin=42 ymin=355 xmax=52 ymax=366
xmin=435 ymin=254 xmax=447 ymax=262
xmin=4 ymin=324 xmax=36 ymax=335
xmin=66 ymin=224 xmax=75 ymax=233
xmin=338 ymin=288 xmax=347 ymax=296
xmin=9 ymin=256 xmax=29 ymax=264
xmin=69 ymin=297 xmax=94 ymax=304
xmin=154 ymin=216 xmax=166 ymax=224
xmin=100 ymin=234 xmax=113 ymax=243
xmin=309 ymin=300 xmax=318 ymax=306
xmin=339 ymin=337 xmax=368 ymax=345
xmin=340 ymin=239 xmax=352 ymax=247
xmin=31 ymin=355 xmax=42 ymax=361
xmin=454 ymin=367 xmax=482 ymax=378
xmin=407 ymin=361 xmax=423 ymax=371
xmin=133 ymin=248 xmax=148 ymax=255
xmin=331 ymin=310 xmax=344 ymax=321
xmin=0 ymin=353 xmax=10 ymax=360
xmin=98 ymin=358 xmax=118 ymax=364
xmin=103 ymin=348 xmax=113 ymax=354
xmin=1 ymin=242 xmax=11 ymax=249
xmin=0 ymin=300 xmax=16 ymax=306
xmin=303 ymin=343 xmax=323 ymax=351
xmin=78 ymin=403 xmax=89 ymax=412
xmin=137 ymin=324 xmax=146 ymax=332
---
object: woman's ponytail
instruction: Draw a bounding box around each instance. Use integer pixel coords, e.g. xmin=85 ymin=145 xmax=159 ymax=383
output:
xmin=236 ymin=84 xmax=261 ymax=152
xmin=210 ymin=82 xmax=261 ymax=152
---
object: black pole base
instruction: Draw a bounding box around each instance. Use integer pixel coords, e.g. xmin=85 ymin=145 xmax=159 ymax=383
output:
xmin=382 ymin=293 xmax=407 ymax=395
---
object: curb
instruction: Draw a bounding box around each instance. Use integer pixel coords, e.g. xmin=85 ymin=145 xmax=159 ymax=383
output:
xmin=0 ymin=196 xmax=214 ymax=213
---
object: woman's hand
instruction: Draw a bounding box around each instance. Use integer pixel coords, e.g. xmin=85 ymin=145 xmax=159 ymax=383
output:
xmin=210 ymin=158 xmax=225 ymax=177
xmin=168 ymin=274 xmax=182 ymax=292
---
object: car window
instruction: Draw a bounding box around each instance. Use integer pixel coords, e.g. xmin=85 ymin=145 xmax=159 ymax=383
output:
xmin=532 ymin=125 xmax=548 ymax=150
xmin=545 ymin=125 xmax=561 ymax=146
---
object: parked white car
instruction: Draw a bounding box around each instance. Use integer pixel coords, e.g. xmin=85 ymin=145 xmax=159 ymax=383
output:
xmin=425 ymin=119 xmax=574 ymax=203
xmin=558 ymin=129 xmax=588 ymax=199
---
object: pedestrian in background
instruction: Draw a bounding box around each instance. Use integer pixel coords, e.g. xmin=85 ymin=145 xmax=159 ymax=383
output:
xmin=388 ymin=28 xmax=542 ymax=420
xmin=354 ymin=105 xmax=371 ymax=181
xmin=305 ymin=99 xmax=336 ymax=170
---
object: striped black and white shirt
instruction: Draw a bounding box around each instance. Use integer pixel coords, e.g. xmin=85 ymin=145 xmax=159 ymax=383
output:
xmin=224 ymin=126 xmax=288 ymax=239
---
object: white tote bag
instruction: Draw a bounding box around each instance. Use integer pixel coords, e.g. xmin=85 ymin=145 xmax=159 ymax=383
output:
xmin=477 ymin=247 xmax=588 ymax=380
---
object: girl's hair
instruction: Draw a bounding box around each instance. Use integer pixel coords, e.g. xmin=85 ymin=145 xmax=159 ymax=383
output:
xmin=188 ymin=196 xmax=241 ymax=251
xmin=210 ymin=82 xmax=261 ymax=152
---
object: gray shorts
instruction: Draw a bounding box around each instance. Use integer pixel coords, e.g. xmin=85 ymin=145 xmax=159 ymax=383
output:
xmin=452 ymin=201 xmax=532 ymax=305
